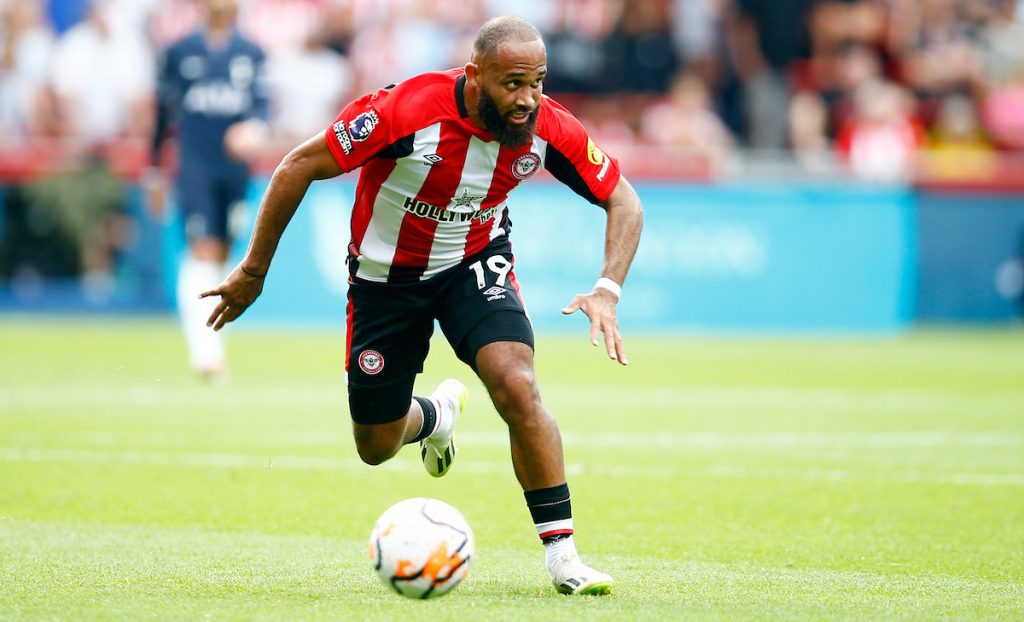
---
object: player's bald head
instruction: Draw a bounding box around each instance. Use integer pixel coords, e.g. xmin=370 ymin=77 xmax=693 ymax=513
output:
xmin=200 ymin=0 xmax=237 ymax=14
xmin=472 ymin=16 xmax=542 ymax=62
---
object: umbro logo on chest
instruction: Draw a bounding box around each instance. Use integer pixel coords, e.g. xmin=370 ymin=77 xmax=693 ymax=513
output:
xmin=423 ymin=154 xmax=444 ymax=166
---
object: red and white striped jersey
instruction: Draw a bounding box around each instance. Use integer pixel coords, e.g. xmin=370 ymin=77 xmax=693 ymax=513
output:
xmin=323 ymin=68 xmax=621 ymax=283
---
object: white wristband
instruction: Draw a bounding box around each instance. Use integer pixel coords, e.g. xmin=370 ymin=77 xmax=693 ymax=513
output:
xmin=594 ymin=277 xmax=622 ymax=300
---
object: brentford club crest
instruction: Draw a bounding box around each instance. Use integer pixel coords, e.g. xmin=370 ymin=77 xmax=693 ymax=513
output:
xmin=358 ymin=349 xmax=384 ymax=375
xmin=512 ymin=153 xmax=540 ymax=180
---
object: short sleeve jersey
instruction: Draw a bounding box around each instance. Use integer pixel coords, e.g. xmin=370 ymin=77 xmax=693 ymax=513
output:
xmin=157 ymin=31 xmax=268 ymax=169
xmin=323 ymin=68 xmax=621 ymax=283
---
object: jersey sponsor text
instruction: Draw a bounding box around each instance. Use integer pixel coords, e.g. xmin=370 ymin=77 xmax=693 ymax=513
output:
xmin=402 ymin=196 xmax=500 ymax=224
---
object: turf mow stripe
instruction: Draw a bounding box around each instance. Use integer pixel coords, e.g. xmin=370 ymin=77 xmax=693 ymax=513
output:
xmin=3 ymin=447 xmax=1023 ymax=486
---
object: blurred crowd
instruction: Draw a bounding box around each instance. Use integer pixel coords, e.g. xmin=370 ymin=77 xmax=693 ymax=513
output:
xmin=0 ymin=0 xmax=1023 ymax=181
xmin=1 ymin=0 xmax=1022 ymax=303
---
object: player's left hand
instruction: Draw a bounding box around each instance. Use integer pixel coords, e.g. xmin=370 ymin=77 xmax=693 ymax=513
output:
xmin=224 ymin=119 xmax=269 ymax=163
xmin=199 ymin=265 xmax=266 ymax=331
xmin=561 ymin=289 xmax=628 ymax=365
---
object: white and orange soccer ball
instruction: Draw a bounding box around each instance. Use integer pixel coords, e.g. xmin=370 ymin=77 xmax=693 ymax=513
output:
xmin=368 ymin=497 xmax=474 ymax=599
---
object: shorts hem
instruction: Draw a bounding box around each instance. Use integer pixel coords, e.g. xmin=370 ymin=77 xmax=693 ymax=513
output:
xmin=346 ymin=370 xmax=420 ymax=390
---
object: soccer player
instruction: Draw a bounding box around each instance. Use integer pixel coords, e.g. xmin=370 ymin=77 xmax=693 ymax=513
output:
xmin=146 ymin=0 xmax=268 ymax=380
xmin=202 ymin=16 xmax=643 ymax=595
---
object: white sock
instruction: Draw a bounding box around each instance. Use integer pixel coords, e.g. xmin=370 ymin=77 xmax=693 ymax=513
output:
xmin=177 ymin=257 xmax=226 ymax=371
xmin=545 ymin=534 xmax=580 ymax=573
xmin=430 ymin=397 xmax=454 ymax=439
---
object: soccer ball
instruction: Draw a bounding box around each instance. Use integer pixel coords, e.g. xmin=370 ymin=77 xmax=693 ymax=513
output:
xmin=368 ymin=497 xmax=474 ymax=599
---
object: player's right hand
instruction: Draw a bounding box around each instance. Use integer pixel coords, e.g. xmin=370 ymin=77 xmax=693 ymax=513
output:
xmin=200 ymin=264 xmax=266 ymax=331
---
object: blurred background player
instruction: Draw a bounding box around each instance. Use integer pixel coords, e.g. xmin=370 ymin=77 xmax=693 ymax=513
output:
xmin=145 ymin=0 xmax=268 ymax=380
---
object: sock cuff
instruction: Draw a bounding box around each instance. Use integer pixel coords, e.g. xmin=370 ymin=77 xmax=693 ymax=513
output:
xmin=536 ymin=518 xmax=574 ymax=541
xmin=524 ymin=483 xmax=570 ymax=506
xmin=410 ymin=396 xmax=437 ymax=443
xmin=525 ymin=483 xmax=571 ymax=529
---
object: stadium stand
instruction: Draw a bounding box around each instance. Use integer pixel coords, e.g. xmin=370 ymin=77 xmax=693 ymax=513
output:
xmin=1 ymin=0 xmax=1022 ymax=319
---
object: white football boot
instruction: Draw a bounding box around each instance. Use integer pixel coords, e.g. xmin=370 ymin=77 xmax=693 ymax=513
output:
xmin=549 ymin=551 xmax=614 ymax=596
xmin=420 ymin=379 xmax=467 ymax=477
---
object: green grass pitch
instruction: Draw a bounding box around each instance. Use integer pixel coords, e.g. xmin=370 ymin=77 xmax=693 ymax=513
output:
xmin=1 ymin=318 xmax=1022 ymax=620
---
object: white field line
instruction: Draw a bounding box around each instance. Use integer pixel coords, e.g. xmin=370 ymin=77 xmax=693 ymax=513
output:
xmin=550 ymin=430 xmax=1024 ymax=450
xmin=2 ymin=446 xmax=1024 ymax=486
xmin=20 ymin=429 xmax=1024 ymax=451
xmin=3 ymin=520 xmax=1020 ymax=597
xmin=0 ymin=386 xmax=346 ymax=409
xmin=1 ymin=385 xmax=1022 ymax=414
xmin=263 ymin=429 xmax=1024 ymax=451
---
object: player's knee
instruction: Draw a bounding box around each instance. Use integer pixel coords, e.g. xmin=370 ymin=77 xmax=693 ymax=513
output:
xmin=357 ymin=449 xmax=390 ymax=466
xmin=355 ymin=438 xmax=397 ymax=466
xmin=348 ymin=381 xmax=413 ymax=465
xmin=353 ymin=425 xmax=404 ymax=465
xmin=488 ymin=366 xmax=540 ymax=420
xmin=350 ymin=395 xmax=411 ymax=466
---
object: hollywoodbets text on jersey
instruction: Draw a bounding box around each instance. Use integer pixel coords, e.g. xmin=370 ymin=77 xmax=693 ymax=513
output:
xmin=402 ymin=196 xmax=499 ymax=224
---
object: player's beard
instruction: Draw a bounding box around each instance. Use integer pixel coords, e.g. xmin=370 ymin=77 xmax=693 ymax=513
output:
xmin=477 ymin=88 xmax=538 ymax=148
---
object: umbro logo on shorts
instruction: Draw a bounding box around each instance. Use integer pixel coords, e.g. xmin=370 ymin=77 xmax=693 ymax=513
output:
xmin=483 ymin=286 xmax=506 ymax=301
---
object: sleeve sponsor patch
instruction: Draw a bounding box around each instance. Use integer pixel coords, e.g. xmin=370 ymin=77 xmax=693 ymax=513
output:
xmin=596 ymin=154 xmax=611 ymax=181
xmin=587 ymin=136 xmax=611 ymax=181
xmin=586 ymin=137 xmax=605 ymax=166
xmin=332 ymin=120 xmax=353 ymax=155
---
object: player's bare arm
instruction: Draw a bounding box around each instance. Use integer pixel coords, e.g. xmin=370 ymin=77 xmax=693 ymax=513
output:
xmin=201 ymin=133 xmax=343 ymax=330
xmin=561 ymin=175 xmax=643 ymax=365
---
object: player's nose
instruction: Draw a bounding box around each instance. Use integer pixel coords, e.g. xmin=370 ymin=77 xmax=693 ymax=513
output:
xmin=513 ymin=98 xmax=535 ymax=114
xmin=514 ymin=90 xmax=536 ymax=111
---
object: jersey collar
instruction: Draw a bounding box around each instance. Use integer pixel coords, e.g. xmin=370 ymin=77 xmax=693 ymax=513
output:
xmin=455 ymin=74 xmax=469 ymax=118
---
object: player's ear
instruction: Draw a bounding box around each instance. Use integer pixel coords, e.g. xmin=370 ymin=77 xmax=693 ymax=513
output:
xmin=465 ymin=62 xmax=480 ymax=88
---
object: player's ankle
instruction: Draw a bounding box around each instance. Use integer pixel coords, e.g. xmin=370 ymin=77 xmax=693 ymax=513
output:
xmin=408 ymin=396 xmax=435 ymax=444
xmin=429 ymin=380 xmax=464 ymax=440
xmin=544 ymin=533 xmax=580 ymax=573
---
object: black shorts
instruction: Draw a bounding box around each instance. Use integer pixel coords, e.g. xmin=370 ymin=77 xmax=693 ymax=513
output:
xmin=345 ymin=237 xmax=534 ymax=424
xmin=176 ymin=165 xmax=249 ymax=243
